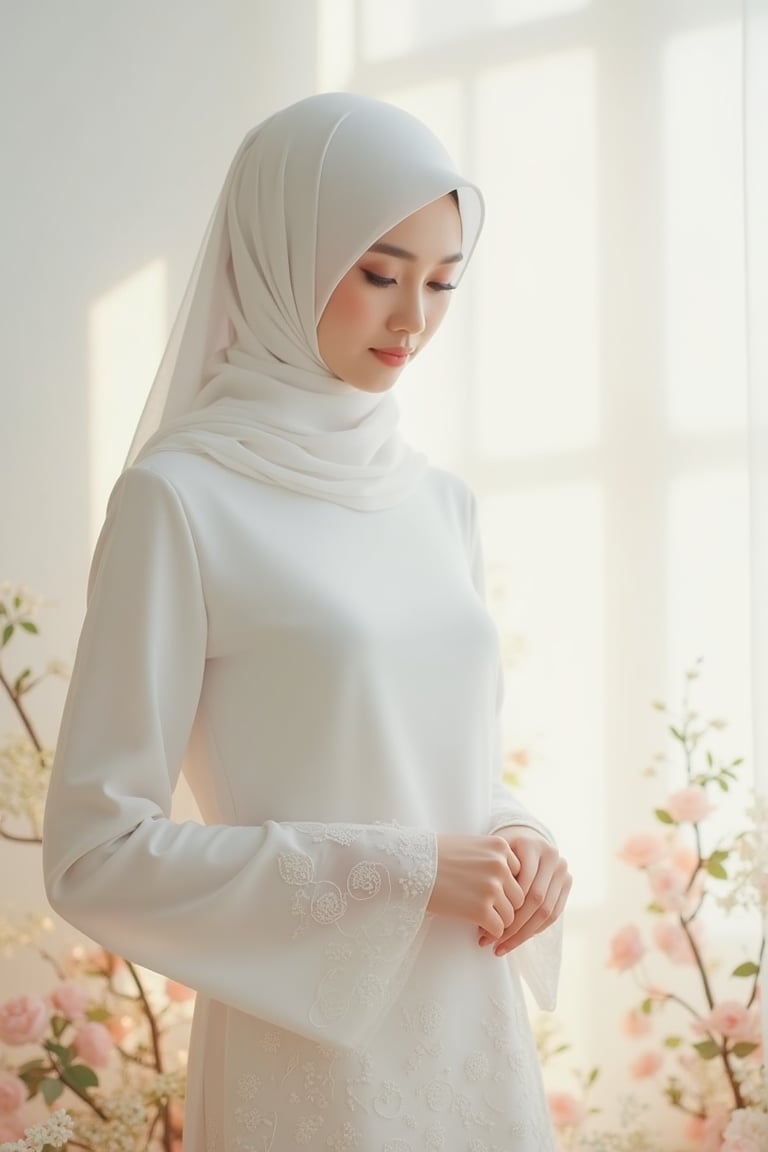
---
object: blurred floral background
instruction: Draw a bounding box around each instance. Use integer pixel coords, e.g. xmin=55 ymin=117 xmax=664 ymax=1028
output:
xmin=2 ymin=1 xmax=766 ymax=1149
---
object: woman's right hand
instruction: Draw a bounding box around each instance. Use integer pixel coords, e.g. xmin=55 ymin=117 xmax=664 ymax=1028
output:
xmin=427 ymin=834 xmax=525 ymax=940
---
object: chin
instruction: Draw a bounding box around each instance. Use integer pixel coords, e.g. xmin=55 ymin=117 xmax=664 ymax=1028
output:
xmin=345 ymin=365 xmax=405 ymax=394
xmin=350 ymin=378 xmax=399 ymax=394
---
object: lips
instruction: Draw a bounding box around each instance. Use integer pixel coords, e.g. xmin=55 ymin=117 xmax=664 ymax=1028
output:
xmin=370 ymin=347 xmax=413 ymax=368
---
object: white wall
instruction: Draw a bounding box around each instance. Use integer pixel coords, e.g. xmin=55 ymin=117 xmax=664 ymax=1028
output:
xmin=0 ymin=0 xmax=318 ymax=995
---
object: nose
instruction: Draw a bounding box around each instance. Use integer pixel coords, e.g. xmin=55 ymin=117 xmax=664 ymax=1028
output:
xmin=388 ymin=289 xmax=426 ymax=336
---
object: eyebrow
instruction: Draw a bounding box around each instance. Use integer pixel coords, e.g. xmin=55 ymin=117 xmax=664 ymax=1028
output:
xmin=367 ymin=241 xmax=464 ymax=264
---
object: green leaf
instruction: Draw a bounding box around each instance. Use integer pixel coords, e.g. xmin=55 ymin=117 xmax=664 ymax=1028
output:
xmin=664 ymin=1036 xmax=683 ymax=1048
xmin=732 ymin=757 xmax=744 ymax=767
xmin=587 ymin=1066 xmax=600 ymax=1086
xmin=655 ymin=808 xmax=675 ymax=825
xmin=20 ymin=619 xmax=39 ymax=634
xmin=86 ymin=1005 xmax=112 ymax=1022
xmin=732 ymin=962 xmax=760 ymax=977
xmin=706 ymin=859 xmax=728 ymax=880
xmin=641 ymin=998 xmax=653 ymax=1015
xmin=40 ymin=1077 xmax=65 ymax=1105
xmin=706 ymin=750 xmax=713 ymax=767
xmin=709 ymin=849 xmax=730 ymax=864
xmin=51 ymin=1014 xmax=68 ymax=1038
xmin=65 ymin=1062 xmax=99 ymax=1091
xmin=17 ymin=1057 xmax=46 ymax=1074
xmin=18 ymin=1062 xmax=48 ymax=1096
xmin=693 ymin=1039 xmax=721 ymax=1060
xmin=1 ymin=623 xmax=13 ymax=647
xmin=646 ymin=901 xmax=666 ymax=914
xmin=44 ymin=1040 xmax=72 ymax=1064
xmin=669 ymin=725 xmax=685 ymax=742
xmin=732 ymin=1041 xmax=759 ymax=1058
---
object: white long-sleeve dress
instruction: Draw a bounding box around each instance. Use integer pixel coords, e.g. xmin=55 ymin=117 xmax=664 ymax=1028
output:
xmin=43 ymin=450 xmax=560 ymax=1152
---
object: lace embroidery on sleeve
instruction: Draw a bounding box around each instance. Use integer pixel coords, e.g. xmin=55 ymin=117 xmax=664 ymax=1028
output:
xmin=277 ymin=822 xmax=437 ymax=1035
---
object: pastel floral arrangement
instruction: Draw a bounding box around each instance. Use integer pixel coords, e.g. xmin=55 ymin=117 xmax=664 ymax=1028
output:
xmin=542 ymin=662 xmax=767 ymax=1152
xmin=0 ymin=586 xmax=189 ymax=1150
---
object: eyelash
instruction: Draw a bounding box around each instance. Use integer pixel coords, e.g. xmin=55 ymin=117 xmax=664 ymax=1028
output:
xmin=362 ymin=270 xmax=456 ymax=292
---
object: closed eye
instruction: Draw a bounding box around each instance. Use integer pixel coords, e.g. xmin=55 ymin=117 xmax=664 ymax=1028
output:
xmin=363 ymin=269 xmax=456 ymax=292
xmin=363 ymin=270 xmax=396 ymax=287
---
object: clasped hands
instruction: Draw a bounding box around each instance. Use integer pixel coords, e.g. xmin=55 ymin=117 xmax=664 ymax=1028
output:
xmin=427 ymin=828 xmax=572 ymax=957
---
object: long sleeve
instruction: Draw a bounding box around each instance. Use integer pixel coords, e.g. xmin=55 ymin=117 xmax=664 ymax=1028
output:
xmin=467 ymin=490 xmax=564 ymax=1011
xmin=43 ymin=466 xmax=436 ymax=1050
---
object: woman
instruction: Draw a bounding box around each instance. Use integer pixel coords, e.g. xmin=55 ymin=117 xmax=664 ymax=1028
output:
xmin=43 ymin=92 xmax=571 ymax=1152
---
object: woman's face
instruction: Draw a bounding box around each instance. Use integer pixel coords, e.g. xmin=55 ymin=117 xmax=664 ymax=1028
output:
xmin=317 ymin=194 xmax=463 ymax=393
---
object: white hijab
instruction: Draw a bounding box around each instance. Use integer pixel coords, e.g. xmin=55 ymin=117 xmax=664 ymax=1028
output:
xmin=130 ymin=92 xmax=485 ymax=510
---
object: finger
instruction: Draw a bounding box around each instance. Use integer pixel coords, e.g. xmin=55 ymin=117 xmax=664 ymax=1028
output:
xmin=494 ymin=880 xmax=570 ymax=955
xmin=504 ymin=870 xmax=525 ymax=911
xmin=507 ymin=860 xmax=557 ymax=933
xmin=478 ymin=903 xmax=506 ymax=941
xmin=505 ymin=845 xmax=522 ymax=877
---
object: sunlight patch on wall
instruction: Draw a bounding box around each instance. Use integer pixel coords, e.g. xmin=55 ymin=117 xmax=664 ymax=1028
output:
xmin=317 ymin=0 xmax=356 ymax=89
xmin=480 ymin=481 xmax=605 ymax=907
xmin=358 ymin=0 xmax=590 ymax=61
xmin=474 ymin=50 xmax=598 ymax=461
xmin=88 ymin=260 xmax=167 ymax=545
xmin=663 ymin=22 xmax=747 ymax=436
xmin=666 ymin=467 xmax=752 ymax=798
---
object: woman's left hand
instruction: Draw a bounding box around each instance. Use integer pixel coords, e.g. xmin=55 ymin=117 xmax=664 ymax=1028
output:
xmin=478 ymin=828 xmax=571 ymax=956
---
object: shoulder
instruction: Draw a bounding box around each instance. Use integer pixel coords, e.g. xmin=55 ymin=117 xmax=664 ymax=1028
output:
xmin=420 ymin=465 xmax=478 ymax=537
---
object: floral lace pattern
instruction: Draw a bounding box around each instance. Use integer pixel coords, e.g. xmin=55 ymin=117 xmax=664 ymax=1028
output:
xmin=219 ymin=983 xmax=553 ymax=1151
xmin=277 ymin=822 xmax=437 ymax=1035
xmin=199 ymin=821 xmax=554 ymax=1151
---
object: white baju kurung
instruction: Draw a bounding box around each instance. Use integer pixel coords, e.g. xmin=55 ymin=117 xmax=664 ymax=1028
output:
xmin=44 ymin=450 xmax=560 ymax=1152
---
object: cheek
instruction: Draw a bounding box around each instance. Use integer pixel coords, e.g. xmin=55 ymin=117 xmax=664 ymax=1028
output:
xmin=325 ymin=278 xmax=377 ymax=332
xmin=425 ymin=293 xmax=452 ymax=337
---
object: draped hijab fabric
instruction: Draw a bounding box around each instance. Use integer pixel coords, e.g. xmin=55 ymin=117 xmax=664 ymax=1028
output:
xmin=128 ymin=92 xmax=485 ymax=510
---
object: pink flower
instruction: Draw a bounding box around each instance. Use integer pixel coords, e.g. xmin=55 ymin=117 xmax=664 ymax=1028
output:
xmin=647 ymin=865 xmax=689 ymax=911
xmin=701 ymin=1001 xmax=755 ymax=1040
xmin=698 ymin=1110 xmax=733 ymax=1152
xmin=547 ymin=1091 xmax=587 ymax=1128
xmin=652 ymin=919 xmax=696 ymax=964
xmin=617 ymin=833 xmax=668 ymax=869
xmin=50 ymin=980 xmax=89 ymax=1020
xmin=106 ymin=1013 xmax=135 ymax=1043
xmin=665 ymin=785 xmax=713 ymax=824
xmin=165 ymin=978 xmax=196 ymax=1004
xmin=670 ymin=843 xmax=699 ymax=876
xmin=628 ymin=1050 xmax=663 ymax=1079
xmin=621 ymin=1008 xmax=653 ymax=1037
xmin=684 ymin=1112 xmax=731 ymax=1152
xmin=607 ymin=924 xmax=645 ymax=971
xmin=0 ymin=994 xmax=50 ymax=1045
xmin=0 ymin=1113 xmax=25 ymax=1141
xmin=0 ymin=1071 xmax=27 ymax=1113
xmin=684 ymin=1115 xmax=707 ymax=1141
xmin=73 ymin=1020 xmax=115 ymax=1067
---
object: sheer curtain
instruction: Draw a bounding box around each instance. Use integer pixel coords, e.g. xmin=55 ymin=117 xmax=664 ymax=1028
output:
xmin=745 ymin=0 xmax=768 ymax=1050
xmin=317 ymin=0 xmax=756 ymax=1126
